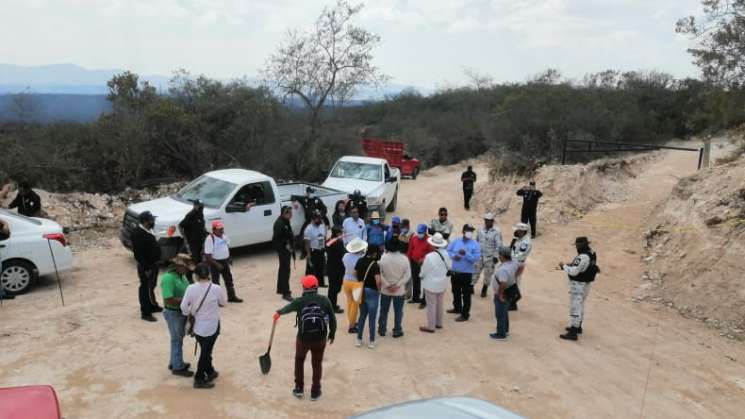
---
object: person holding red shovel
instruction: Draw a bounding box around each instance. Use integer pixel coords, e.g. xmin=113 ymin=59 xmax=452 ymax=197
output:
xmin=273 ymin=275 xmax=337 ymax=401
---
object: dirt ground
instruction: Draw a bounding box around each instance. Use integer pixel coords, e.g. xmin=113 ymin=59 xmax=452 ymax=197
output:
xmin=2 ymin=146 xmax=745 ymax=419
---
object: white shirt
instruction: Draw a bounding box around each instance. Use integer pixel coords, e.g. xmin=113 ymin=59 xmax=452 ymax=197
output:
xmin=343 ymin=217 xmax=367 ymax=244
xmin=420 ymin=248 xmax=452 ymax=293
xmin=180 ymin=281 xmax=228 ymax=337
xmin=204 ymin=233 xmax=230 ymax=260
xmin=304 ymin=222 xmax=327 ymax=250
xmin=378 ymin=251 xmax=412 ymax=296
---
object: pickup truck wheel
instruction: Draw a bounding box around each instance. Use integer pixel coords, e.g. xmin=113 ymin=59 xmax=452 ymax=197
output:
xmin=1 ymin=260 xmax=37 ymax=295
xmin=412 ymin=168 xmax=419 ymax=180
xmin=387 ymin=188 xmax=398 ymax=212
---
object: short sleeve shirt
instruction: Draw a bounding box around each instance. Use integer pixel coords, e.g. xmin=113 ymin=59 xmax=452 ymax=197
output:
xmin=161 ymin=271 xmax=190 ymax=310
xmin=304 ymin=223 xmax=327 ymax=250
xmin=355 ymin=257 xmax=380 ymax=290
xmin=204 ymin=233 xmax=230 ymax=260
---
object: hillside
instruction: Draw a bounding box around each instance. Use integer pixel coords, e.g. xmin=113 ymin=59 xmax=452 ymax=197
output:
xmin=642 ymin=153 xmax=745 ymax=339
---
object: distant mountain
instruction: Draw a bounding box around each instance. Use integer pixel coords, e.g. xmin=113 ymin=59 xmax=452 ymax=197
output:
xmin=0 ymin=63 xmax=171 ymax=95
xmin=0 ymin=63 xmax=430 ymax=121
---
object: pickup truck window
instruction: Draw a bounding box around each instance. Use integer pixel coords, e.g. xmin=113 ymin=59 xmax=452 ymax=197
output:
xmin=231 ymin=181 xmax=276 ymax=206
xmin=329 ymin=161 xmax=382 ymax=182
xmin=174 ymin=175 xmax=236 ymax=208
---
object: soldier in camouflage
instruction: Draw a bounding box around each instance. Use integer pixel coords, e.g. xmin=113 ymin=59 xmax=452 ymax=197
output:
xmin=474 ymin=212 xmax=503 ymax=298
xmin=559 ymin=236 xmax=598 ymax=341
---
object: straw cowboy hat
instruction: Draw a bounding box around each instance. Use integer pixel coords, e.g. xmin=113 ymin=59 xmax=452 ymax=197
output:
xmin=345 ymin=238 xmax=369 ymax=254
xmin=427 ymin=232 xmax=448 ymax=248
xmin=170 ymin=253 xmax=195 ymax=270
xmin=370 ymin=211 xmax=381 ymax=220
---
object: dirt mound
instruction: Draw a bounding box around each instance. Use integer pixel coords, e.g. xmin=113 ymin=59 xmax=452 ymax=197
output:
xmin=1 ymin=183 xmax=186 ymax=232
xmin=642 ymin=156 xmax=745 ymax=339
xmin=476 ymin=152 xmax=658 ymax=222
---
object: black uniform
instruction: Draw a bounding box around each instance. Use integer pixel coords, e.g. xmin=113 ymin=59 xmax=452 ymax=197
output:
xmin=325 ymin=237 xmax=345 ymax=310
xmin=9 ymin=190 xmax=41 ymax=217
xmin=131 ymin=226 xmax=162 ymax=315
xmin=345 ymin=195 xmax=368 ymax=221
xmin=461 ymin=170 xmax=477 ymax=210
xmin=517 ymin=188 xmax=543 ymax=237
xmin=294 ymin=195 xmax=330 ymax=231
xmin=273 ymin=216 xmax=295 ymax=297
xmin=179 ymin=207 xmax=208 ymax=264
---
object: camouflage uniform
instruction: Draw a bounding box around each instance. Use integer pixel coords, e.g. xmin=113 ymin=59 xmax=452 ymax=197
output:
xmin=473 ymin=226 xmax=502 ymax=287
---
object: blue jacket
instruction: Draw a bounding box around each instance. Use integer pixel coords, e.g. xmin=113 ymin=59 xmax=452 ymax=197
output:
xmin=367 ymin=224 xmax=387 ymax=247
xmin=447 ymin=237 xmax=481 ymax=274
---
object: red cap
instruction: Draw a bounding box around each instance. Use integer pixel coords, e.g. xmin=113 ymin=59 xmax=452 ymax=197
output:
xmin=301 ymin=275 xmax=319 ymax=289
xmin=211 ymin=220 xmax=224 ymax=230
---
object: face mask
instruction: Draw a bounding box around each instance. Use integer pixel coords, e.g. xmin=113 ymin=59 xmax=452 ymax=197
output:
xmin=417 ymin=233 xmax=425 ymax=239
xmin=372 ymin=220 xmax=380 ymax=225
xmin=465 ymin=232 xmax=474 ymax=239
xmin=401 ymin=228 xmax=409 ymax=235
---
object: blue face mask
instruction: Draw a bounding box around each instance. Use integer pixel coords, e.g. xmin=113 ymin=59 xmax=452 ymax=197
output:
xmin=372 ymin=220 xmax=380 ymax=225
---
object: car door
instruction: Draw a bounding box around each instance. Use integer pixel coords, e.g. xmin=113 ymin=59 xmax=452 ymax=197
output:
xmin=220 ymin=181 xmax=278 ymax=246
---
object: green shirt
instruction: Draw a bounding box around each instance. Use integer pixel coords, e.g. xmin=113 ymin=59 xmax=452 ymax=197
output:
xmin=277 ymin=290 xmax=337 ymax=341
xmin=161 ymin=271 xmax=189 ymax=310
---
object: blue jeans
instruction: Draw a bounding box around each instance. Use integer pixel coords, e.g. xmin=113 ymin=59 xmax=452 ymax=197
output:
xmin=357 ymin=288 xmax=380 ymax=341
xmin=378 ymin=294 xmax=405 ymax=335
xmin=494 ymin=294 xmax=509 ymax=337
xmin=164 ymin=309 xmax=187 ymax=370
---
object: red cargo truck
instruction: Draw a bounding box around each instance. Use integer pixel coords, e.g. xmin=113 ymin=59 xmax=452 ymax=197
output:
xmin=362 ymin=138 xmax=421 ymax=179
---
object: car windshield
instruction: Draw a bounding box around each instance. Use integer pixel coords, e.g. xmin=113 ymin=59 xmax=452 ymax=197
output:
xmin=174 ymin=175 xmax=236 ymax=208
xmin=329 ymin=162 xmax=382 ymax=182
xmin=0 ymin=209 xmax=42 ymax=225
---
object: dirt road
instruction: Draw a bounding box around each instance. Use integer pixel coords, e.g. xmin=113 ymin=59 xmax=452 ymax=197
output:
xmin=2 ymin=149 xmax=745 ymax=418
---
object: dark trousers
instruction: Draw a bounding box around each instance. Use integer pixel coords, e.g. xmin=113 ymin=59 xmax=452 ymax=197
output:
xmin=463 ymin=188 xmax=474 ymax=210
xmin=451 ymin=272 xmax=473 ymax=318
xmin=327 ymin=266 xmax=344 ymax=308
xmin=295 ymin=338 xmax=326 ymax=394
xmin=209 ymin=260 xmax=237 ymax=298
xmin=195 ymin=327 xmax=219 ymax=383
xmin=277 ymin=249 xmax=291 ymax=296
xmin=410 ymin=261 xmax=423 ymax=302
xmin=305 ymin=249 xmax=326 ymax=286
xmin=494 ymin=294 xmax=510 ymax=337
xmin=521 ymin=209 xmax=537 ymax=237
xmin=137 ymin=264 xmax=159 ymax=315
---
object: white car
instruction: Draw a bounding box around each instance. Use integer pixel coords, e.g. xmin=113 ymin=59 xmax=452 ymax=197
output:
xmin=322 ymin=156 xmax=401 ymax=219
xmin=0 ymin=209 xmax=73 ymax=294
xmin=351 ymin=397 xmax=525 ymax=419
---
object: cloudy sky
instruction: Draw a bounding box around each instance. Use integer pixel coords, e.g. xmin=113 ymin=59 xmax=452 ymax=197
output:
xmin=0 ymin=0 xmax=704 ymax=88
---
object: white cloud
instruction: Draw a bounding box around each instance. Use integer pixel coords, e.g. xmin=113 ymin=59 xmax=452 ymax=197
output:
xmin=0 ymin=0 xmax=703 ymax=86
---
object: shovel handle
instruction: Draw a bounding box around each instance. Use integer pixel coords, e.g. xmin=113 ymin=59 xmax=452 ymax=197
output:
xmin=267 ymin=319 xmax=278 ymax=351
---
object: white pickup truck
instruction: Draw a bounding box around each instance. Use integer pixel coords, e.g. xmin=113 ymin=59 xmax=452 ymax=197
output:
xmin=322 ymin=156 xmax=401 ymax=219
xmin=119 ymin=169 xmax=347 ymax=255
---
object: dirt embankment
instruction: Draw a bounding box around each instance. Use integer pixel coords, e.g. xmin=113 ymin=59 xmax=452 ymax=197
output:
xmin=475 ymin=152 xmax=658 ymax=223
xmin=642 ymin=155 xmax=745 ymax=339
xmin=1 ymin=183 xmax=185 ymax=248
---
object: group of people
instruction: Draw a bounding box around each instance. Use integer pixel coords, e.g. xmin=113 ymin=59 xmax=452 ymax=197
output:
xmin=124 ymin=171 xmax=598 ymax=399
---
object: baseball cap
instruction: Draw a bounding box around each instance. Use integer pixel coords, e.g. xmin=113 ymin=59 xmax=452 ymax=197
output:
xmin=417 ymin=224 xmax=428 ymax=234
xmin=302 ymin=275 xmax=319 ymax=289
xmin=463 ymin=223 xmax=476 ymax=232
xmin=392 ymin=216 xmax=401 ymax=224
xmin=211 ymin=220 xmax=224 ymax=230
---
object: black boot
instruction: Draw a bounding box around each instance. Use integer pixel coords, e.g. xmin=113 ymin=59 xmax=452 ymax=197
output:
xmin=565 ymin=325 xmax=583 ymax=334
xmin=480 ymin=285 xmax=488 ymax=298
xmin=227 ymin=291 xmax=243 ymax=303
xmin=560 ymin=327 xmax=579 ymax=341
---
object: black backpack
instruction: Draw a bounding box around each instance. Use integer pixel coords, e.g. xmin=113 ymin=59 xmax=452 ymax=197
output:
xmin=576 ymin=251 xmax=600 ymax=282
xmin=298 ymin=302 xmax=328 ymax=340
